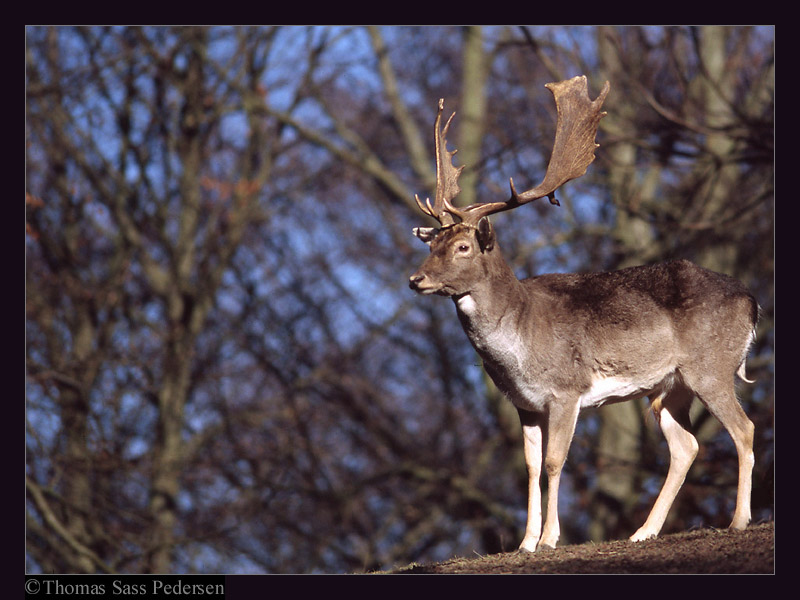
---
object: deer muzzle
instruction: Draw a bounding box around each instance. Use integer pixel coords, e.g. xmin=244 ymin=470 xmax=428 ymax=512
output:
xmin=409 ymin=272 xmax=438 ymax=295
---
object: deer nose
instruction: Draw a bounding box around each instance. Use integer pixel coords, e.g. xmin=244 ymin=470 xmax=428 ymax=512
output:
xmin=409 ymin=273 xmax=425 ymax=290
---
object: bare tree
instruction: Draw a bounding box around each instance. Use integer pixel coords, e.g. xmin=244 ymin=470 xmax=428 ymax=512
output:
xmin=26 ymin=25 xmax=772 ymax=573
xmin=27 ymin=25 xmax=288 ymax=573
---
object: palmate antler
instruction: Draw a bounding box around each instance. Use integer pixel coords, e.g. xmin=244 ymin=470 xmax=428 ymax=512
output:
xmin=416 ymin=75 xmax=610 ymax=227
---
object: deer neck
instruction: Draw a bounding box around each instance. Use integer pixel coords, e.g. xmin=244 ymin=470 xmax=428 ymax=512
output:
xmin=453 ymin=249 xmax=525 ymax=340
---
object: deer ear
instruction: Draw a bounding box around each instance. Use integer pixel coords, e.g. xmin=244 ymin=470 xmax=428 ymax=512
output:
xmin=476 ymin=217 xmax=494 ymax=252
xmin=413 ymin=227 xmax=439 ymax=246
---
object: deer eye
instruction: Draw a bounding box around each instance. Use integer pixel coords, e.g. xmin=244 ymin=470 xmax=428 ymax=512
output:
xmin=457 ymin=244 xmax=470 ymax=253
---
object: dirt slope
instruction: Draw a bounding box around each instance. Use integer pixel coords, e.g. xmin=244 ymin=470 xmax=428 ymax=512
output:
xmin=388 ymin=521 xmax=774 ymax=574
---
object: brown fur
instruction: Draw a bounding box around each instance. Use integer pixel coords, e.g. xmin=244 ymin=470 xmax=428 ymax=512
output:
xmin=411 ymin=219 xmax=758 ymax=550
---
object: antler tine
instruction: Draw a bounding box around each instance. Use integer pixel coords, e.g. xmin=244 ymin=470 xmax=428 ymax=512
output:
xmin=415 ymin=99 xmax=464 ymax=226
xmin=458 ymin=76 xmax=609 ymax=224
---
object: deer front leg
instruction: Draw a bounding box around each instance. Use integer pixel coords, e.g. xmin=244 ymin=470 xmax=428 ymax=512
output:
xmin=517 ymin=409 xmax=544 ymax=552
xmin=538 ymin=399 xmax=581 ymax=549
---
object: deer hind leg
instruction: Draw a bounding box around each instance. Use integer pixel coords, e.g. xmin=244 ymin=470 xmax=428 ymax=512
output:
xmin=693 ymin=382 xmax=755 ymax=531
xmin=631 ymin=388 xmax=698 ymax=542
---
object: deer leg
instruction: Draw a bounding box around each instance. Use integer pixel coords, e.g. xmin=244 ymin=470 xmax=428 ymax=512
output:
xmin=694 ymin=385 xmax=755 ymax=530
xmin=631 ymin=389 xmax=697 ymax=542
xmin=538 ymin=400 xmax=580 ymax=549
xmin=517 ymin=409 xmax=544 ymax=552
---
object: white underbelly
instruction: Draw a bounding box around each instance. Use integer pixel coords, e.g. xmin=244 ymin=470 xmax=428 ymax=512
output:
xmin=578 ymin=370 xmax=672 ymax=409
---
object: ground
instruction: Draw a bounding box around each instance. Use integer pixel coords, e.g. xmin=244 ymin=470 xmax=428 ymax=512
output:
xmin=386 ymin=521 xmax=774 ymax=574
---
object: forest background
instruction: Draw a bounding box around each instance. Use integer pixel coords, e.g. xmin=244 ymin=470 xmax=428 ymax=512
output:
xmin=25 ymin=25 xmax=774 ymax=574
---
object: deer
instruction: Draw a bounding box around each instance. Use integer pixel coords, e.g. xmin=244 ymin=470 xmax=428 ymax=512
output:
xmin=408 ymin=75 xmax=759 ymax=552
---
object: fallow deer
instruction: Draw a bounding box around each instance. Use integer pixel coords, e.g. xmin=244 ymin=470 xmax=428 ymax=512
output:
xmin=409 ymin=75 xmax=759 ymax=552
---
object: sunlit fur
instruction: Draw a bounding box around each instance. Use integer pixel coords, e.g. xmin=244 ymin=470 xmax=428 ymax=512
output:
xmin=410 ymin=217 xmax=758 ymax=551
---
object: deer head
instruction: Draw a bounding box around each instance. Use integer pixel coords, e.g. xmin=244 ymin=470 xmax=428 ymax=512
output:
xmin=410 ymin=75 xmax=610 ymax=297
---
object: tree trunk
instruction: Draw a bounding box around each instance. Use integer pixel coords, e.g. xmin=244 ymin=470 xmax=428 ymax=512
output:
xmin=586 ymin=27 xmax=664 ymax=542
xmin=457 ymin=26 xmax=489 ymax=209
xmin=145 ymin=30 xmax=207 ymax=574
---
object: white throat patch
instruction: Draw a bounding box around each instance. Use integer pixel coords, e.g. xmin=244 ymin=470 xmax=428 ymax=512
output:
xmin=455 ymin=293 xmax=478 ymax=316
